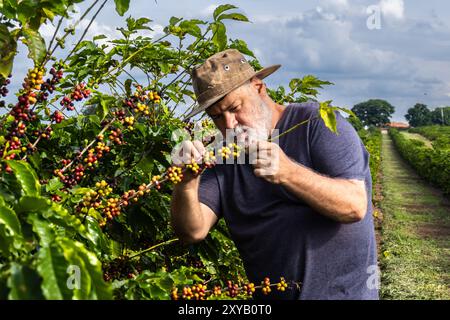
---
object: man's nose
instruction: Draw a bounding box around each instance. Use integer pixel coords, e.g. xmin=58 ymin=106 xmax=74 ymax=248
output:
xmin=223 ymin=111 xmax=237 ymax=129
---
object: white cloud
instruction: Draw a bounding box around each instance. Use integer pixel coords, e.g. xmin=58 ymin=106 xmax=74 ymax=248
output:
xmin=380 ymin=0 xmax=404 ymax=20
xmin=323 ymin=0 xmax=348 ymax=10
xmin=255 ymin=10 xmax=414 ymax=78
xmin=331 ymin=0 xmax=348 ymax=6
xmin=148 ymin=24 xmax=165 ymax=37
xmin=200 ymin=4 xmax=218 ymax=17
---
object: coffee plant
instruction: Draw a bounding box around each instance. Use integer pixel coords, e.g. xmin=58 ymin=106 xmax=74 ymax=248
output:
xmin=0 ymin=1 xmax=350 ymax=299
xmin=389 ymin=128 xmax=450 ymax=195
xmin=409 ymin=125 xmax=450 ymax=150
xmin=356 ymin=127 xmax=382 ymax=191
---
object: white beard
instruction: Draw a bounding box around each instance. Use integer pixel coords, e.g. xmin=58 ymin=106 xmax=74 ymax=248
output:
xmin=230 ymin=100 xmax=273 ymax=148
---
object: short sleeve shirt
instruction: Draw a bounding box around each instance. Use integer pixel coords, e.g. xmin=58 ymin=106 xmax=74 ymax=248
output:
xmin=198 ymin=102 xmax=379 ymax=300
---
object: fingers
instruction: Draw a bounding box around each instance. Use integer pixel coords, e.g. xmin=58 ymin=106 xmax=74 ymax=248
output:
xmin=186 ymin=140 xmax=206 ymax=163
xmin=248 ymin=140 xmax=273 ymax=154
xmin=253 ymin=158 xmax=271 ymax=168
xmin=192 ymin=140 xmax=206 ymax=160
xmin=248 ymin=140 xmax=277 ymax=163
xmin=172 ymin=140 xmax=206 ymax=165
xmin=249 ymin=141 xmax=281 ymax=181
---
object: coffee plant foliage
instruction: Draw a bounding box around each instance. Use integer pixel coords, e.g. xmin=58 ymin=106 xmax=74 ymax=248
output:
xmin=389 ymin=129 xmax=450 ymax=195
xmin=0 ymin=1 xmax=348 ymax=299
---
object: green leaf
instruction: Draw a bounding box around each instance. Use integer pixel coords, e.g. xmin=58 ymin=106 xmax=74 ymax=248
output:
xmin=131 ymin=271 xmax=173 ymax=299
xmin=42 ymin=7 xmax=55 ymax=20
xmin=319 ymin=101 xmax=338 ymax=134
xmin=0 ymin=224 xmax=13 ymax=254
xmin=136 ymin=154 xmax=154 ymax=172
xmin=7 ymin=263 xmax=44 ymax=300
xmin=16 ymin=196 xmax=50 ymax=214
xmin=0 ymin=204 xmax=22 ymax=254
xmin=99 ymin=95 xmax=114 ymax=121
xmin=290 ymin=75 xmax=334 ymax=97
xmin=22 ymin=27 xmax=46 ymax=65
xmin=61 ymin=244 xmax=93 ymax=299
xmin=84 ymin=215 xmax=111 ymax=255
xmin=114 ymin=0 xmax=130 ymax=16
xmin=37 ymin=243 xmax=74 ymax=299
xmin=93 ymin=35 xmax=107 ymax=41
xmin=229 ymin=39 xmax=255 ymax=58
xmin=135 ymin=17 xmax=152 ymax=29
xmin=335 ymin=106 xmax=356 ymax=118
xmin=124 ymin=78 xmax=132 ymax=96
xmin=41 ymin=202 xmax=85 ymax=235
xmin=27 ymin=150 xmax=42 ymax=171
xmin=146 ymin=283 xmax=167 ymax=299
xmin=27 ymin=214 xmax=54 ymax=246
xmin=288 ymin=78 xmax=300 ymax=92
xmin=65 ymin=239 xmax=112 ymax=299
xmin=211 ymin=22 xmax=227 ymax=51
xmin=0 ymin=205 xmax=22 ymax=236
xmin=73 ymin=187 xmax=93 ymax=195
xmin=45 ymin=177 xmax=64 ymax=193
xmin=217 ymin=13 xmax=249 ymax=22
xmin=5 ymin=160 xmax=40 ymax=196
xmin=0 ymin=23 xmax=17 ymax=78
xmin=213 ymin=4 xmax=237 ymax=21
xmin=53 ymin=117 xmax=77 ymax=129
xmin=169 ymin=16 xmax=183 ymax=26
xmin=87 ymin=208 xmax=103 ymax=221
xmin=179 ymin=20 xmax=202 ymax=38
xmin=21 ymin=217 xmax=103 ymax=300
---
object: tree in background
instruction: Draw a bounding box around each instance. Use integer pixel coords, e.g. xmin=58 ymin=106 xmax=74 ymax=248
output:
xmin=347 ymin=115 xmax=364 ymax=131
xmin=351 ymin=99 xmax=395 ymax=127
xmin=405 ymin=103 xmax=432 ymax=127
xmin=430 ymin=106 xmax=450 ymax=126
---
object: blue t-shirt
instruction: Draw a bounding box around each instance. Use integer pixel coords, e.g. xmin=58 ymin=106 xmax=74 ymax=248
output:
xmin=198 ymin=102 xmax=379 ymax=300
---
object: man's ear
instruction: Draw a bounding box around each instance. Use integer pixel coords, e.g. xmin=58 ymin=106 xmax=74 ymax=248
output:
xmin=250 ymin=77 xmax=265 ymax=94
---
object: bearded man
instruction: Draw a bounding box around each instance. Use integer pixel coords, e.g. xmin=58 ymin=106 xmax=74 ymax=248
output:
xmin=170 ymin=49 xmax=379 ymax=300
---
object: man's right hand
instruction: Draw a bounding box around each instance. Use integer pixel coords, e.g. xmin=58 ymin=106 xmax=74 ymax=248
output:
xmin=171 ymin=140 xmax=207 ymax=184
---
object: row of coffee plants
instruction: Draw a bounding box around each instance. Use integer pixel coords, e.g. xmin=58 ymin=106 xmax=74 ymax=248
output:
xmin=389 ymin=129 xmax=450 ymax=195
xmin=409 ymin=126 xmax=450 ymax=150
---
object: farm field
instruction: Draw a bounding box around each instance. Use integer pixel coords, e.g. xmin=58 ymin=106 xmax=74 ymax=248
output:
xmin=378 ymin=131 xmax=450 ymax=299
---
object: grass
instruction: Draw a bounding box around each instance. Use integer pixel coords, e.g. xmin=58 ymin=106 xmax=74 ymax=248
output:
xmin=400 ymin=131 xmax=433 ymax=148
xmin=409 ymin=125 xmax=450 ymax=141
xmin=379 ymin=133 xmax=450 ymax=300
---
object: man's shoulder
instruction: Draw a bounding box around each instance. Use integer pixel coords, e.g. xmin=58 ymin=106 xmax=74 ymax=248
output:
xmin=286 ymin=101 xmax=321 ymax=120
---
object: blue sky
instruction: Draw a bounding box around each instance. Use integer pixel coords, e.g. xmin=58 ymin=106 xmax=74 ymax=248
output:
xmin=7 ymin=0 xmax=450 ymax=122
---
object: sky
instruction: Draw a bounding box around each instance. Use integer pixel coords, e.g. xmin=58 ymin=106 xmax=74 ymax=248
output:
xmin=6 ymin=0 xmax=450 ymax=122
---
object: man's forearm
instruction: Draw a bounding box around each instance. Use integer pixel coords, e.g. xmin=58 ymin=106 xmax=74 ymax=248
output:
xmin=170 ymin=178 xmax=206 ymax=241
xmin=279 ymin=159 xmax=367 ymax=223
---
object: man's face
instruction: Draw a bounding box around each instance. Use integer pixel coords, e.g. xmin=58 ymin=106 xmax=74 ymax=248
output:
xmin=205 ymin=82 xmax=272 ymax=145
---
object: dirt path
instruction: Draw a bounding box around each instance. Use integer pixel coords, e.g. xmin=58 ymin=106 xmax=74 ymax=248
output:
xmin=379 ymin=131 xmax=450 ymax=299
